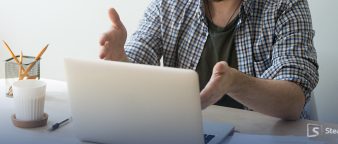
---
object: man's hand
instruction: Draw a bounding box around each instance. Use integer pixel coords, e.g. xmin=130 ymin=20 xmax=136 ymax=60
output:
xmin=99 ymin=8 xmax=128 ymax=61
xmin=200 ymin=61 xmax=238 ymax=109
xmin=200 ymin=61 xmax=305 ymax=120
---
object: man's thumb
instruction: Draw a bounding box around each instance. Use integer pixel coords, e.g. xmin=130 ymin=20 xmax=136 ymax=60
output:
xmin=212 ymin=61 xmax=228 ymax=76
xmin=109 ymin=8 xmax=122 ymax=27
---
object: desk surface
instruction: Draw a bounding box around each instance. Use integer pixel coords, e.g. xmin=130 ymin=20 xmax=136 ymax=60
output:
xmin=1 ymin=79 xmax=337 ymax=143
xmin=203 ymin=105 xmax=338 ymax=136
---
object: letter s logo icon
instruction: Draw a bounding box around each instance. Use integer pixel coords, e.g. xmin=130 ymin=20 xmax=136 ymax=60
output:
xmin=312 ymin=127 xmax=320 ymax=136
xmin=307 ymin=124 xmax=321 ymax=137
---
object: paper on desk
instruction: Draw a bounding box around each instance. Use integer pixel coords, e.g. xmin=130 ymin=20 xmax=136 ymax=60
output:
xmin=226 ymin=133 xmax=326 ymax=144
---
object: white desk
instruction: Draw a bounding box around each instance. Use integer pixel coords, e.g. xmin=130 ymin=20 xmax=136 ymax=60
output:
xmin=1 ymin=79 xmax=337 ymax=144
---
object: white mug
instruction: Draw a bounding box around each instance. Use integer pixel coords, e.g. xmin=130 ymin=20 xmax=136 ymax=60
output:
xmin=13 ymin=80 xmax=46 ymax=121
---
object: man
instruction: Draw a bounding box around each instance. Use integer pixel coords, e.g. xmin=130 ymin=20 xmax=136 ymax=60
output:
xmin=99 ymin=0 xmax=318 ymax=120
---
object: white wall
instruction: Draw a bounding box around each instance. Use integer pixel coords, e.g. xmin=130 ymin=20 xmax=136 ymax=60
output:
xmin=0 ymin=0 xmax=151 ymax=80
xmin=308 ymin=0 xmax=338 ymax=124
xmin=1 ymin=0 xmax=337 ymax=124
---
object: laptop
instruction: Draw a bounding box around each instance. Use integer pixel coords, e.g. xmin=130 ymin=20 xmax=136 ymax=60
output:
xmin=64 ymin=58 xmax=234 ymax=144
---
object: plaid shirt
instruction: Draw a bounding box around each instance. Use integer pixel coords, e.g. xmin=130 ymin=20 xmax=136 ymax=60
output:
xmin=125 ymin=0 xmax=319 ymax=119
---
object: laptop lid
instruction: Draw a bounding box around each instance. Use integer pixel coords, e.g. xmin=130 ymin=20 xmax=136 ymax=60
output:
xmin=65 ymin=58 xmax=204 ymax=144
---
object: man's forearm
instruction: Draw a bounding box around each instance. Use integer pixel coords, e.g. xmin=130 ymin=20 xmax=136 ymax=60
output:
xmin=227 ymin=68 xmax=306 ymax=120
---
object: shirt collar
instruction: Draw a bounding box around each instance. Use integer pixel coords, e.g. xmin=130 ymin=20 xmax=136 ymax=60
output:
xmin=197 ymin=0 xmax=254 ymax=16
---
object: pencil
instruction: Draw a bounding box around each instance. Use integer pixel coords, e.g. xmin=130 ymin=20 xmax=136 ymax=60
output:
xmin=2 ymin=40 xmax=26 ymax=71
xmin=19 ymin=49 xmax=23 ymax=64
xmin=35 ymin=44 xmax=48 ymax=60
xmin=22 ymin=61 xmax=36 ymax=78
xmin=3 ymin=41 xmax=20 ymax=64
xmin=18 ymin=49 xmax=23 ymax=80
xmin=22 ymin=44 xmax=48 ymax=77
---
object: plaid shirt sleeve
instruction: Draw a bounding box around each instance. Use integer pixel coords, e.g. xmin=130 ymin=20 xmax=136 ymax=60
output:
xmin=259 ymin=0 xmax=318 ymax=103
xmin=124 ymin=0 xmax=163 ymax=66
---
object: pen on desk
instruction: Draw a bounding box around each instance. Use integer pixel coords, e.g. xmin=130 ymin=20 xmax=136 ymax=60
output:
xmin=49 ymin=117 xmax=72 ymax=132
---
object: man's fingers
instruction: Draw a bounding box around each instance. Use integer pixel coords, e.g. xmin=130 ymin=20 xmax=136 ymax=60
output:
xmin=99 ymin=41 xmax=110 ymax=59
xmin=200 ymin=89 xmax=211 ymax=109
xmin=99 ymin=33 xmax=109 ymax=46
xmin=109 ymin=8 xmax=122 ymax=28
xmin=200 ymin=78 xmax=215 ymax=101
xmin=200 ymin=83 xmax=218 ymax=109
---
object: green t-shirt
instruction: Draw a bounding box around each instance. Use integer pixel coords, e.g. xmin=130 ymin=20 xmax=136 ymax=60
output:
xmin=195 ymin=17 xmax=243 ymax=109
